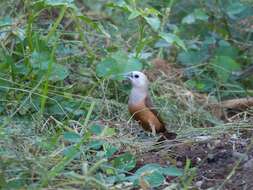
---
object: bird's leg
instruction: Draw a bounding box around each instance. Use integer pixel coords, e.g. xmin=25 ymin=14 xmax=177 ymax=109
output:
xmin=149 ymin=121 xmax=156 ymax=136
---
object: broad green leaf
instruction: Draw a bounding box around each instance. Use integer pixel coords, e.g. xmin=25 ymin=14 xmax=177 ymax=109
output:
xmin=63 ymin=132 xmax=81 ymax=143
xmin=161 ymin=166 xmax=184 ymax=176
xmin=159 ymin=32 xmax=186 ymax=51
xmin=226 ymin=2 xmax=247 ymax=18
xmin=30 ymin=51 xmax=50 ymax=70
xmin=103 ymin=143 xmax=118 ymax=158
xmin=215 ymin=40 xmax=238 ymax=58
xmin=89 ymin=124 xmax=103 ymax=135
xmin=182 ymin=9 xmax=208 ymax=24
xmin=87 ymin=140 xmax=104 ymax=150
xmin=111 ymin=51 xmax=128 ymax=63
xmin=212 ymin=56 xmax=241 ymax=82
xmin=34 ymin=0 xmax=76 ymax=9
xmin=193 ymin=9 xmax=209 ymax=21
xmin=143 ymin=7 xmax=161 ymax=16
xmin=12 ymin=28 xmax=25 ymax=41
xmin=185 ymin=79 xmax=215 ymax=92
xmin=142 ymin=171 xmax=165 ymax=188
xmin=0 ymin=17 xmax=12 ymax=27
xmin=125 ymin=57 xmax=143 ymax=73
xmin=128 ymin=10 xmax=141 ymax=20
xmin=96 ymin=58 xmax=119 ymax=77
xmin=106 ymin=1 xmax=132 ymax=12
xmin=101 ymin=127 xmax=116 ymax=137
xmin=182 ymin=14 xmax=195 ymax=24
xmin=144 ymin=16 xmax=160 ymax=31
xmin=177 ymin=50 xmax=207 ymax=65
xmin=96 ymin=51 xmax=142 ymax=79
xmin=30 ymin=51 xmax=69 ymax=81
xmin=0 ymin=103 xmax=4 ymax=113
xmin=112 ymin=152 xmax=136 ymax=172
xmin=49 ymin=64 xmax=69 ymax=81
xmin=128 ymin=163 xmax=182 ymax=188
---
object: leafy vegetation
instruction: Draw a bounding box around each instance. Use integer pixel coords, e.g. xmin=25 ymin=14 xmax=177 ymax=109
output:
xmin=0 ymin=0 xmax=253 ymax=189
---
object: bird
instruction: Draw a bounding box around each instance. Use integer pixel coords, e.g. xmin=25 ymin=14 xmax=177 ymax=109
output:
xmin=124 ymin=71 xmax=177 ymax=140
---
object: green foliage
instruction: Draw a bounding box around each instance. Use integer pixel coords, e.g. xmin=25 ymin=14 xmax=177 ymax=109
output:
xmin=182 ymin=9 xmax=209 ymax=24
xmin=0 ymin=0 xmax=253 ymax=189
xmin=96 ymin=51 xmax=143 ymax=79
xmin=127 ymin=163 xmax=183 ymax=187
xmin=212 ymin=56 xmax=241 ymax=82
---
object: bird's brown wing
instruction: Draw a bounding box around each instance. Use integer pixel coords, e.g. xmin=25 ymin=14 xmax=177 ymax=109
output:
xmin=145 ymin=95 xmax=177 ymax=140
xmin=144 ymin=95 xmax=166 ymax=129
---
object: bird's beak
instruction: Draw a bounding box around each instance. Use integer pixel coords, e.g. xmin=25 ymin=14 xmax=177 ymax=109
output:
xmin=124 ymin=72 xmax=133 ymax=80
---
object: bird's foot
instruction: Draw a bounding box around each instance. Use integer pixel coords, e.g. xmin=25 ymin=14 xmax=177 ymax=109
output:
xmin=150 ymin=124 xmax=156 ymax=137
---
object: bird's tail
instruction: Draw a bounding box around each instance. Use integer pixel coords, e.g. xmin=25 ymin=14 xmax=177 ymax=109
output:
xmin=158 ymin=131 xmax=177 ymax=141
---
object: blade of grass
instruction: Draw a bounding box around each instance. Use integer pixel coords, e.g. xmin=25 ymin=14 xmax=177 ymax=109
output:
xmin=40 ymin=5 xmax=68 ymax=114
xmin=81 ymin=101 xmax=96 ymax=134
xmin=40 ymin=43 xmax=57 ymax=114
xmin=39 ymin=143 xmax=81 ymax=187
xmin=46 ymin=5 xmax=67 ymax=42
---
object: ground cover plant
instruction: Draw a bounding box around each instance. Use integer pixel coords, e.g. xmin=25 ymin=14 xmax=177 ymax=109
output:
xmin=0 ymin=0 xmax=253 ymax=189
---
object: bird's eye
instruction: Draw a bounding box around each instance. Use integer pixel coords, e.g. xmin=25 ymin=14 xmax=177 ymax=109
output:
xmin=134 ymin=74 xmax=139 ymax=78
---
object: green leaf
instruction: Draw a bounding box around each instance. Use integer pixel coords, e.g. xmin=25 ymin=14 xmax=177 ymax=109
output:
xmin=128 ymin=163 xmax=183 ymax=187
xmin=212 ymin=56 xmax=241 ymax=82
xmin=177 ymin=50 xmax=207 ymax=65
xmin=226 ymin=2 xmax=247 ymax=18
xmin=89 ymin=124 xmax=103 ymax=135
xmin=34 ymin=0 xmax=76 ymax=9
xmin=96 ymin=58 xmax=119 ymax=77
xmin=182 ymin=14 xmax=195 ymax=24
xmin=30 ymin=51 xmax=69 ymax=81
xmin=49 ymin=64 xmax=69 ymax=81
xmin=143 ymin=171 xmax=165 ymax=188
xmin=185 ymin=79 xmax=215 ymax=92
xmin=144 ymin=16 xmax=160 ymax=31
xmin=12 ymin=28 xmax=25 ymax=41
xmin=112 ymin=152 xmax=136 ymax=172
xmin=96 ymin=51 xmax=142 ymax=79
xmin=161 ymin=166 xmax=183 ymax=176
xmin=128 ymin=10 xmax=141 ymax=20
xmin=63 ymin=132 xmax=81 ymax=143
xmin=87 ymin=140 xmax=104 ymax=150
xmin=182 ymin=9 xmax=208 ymax=24
xmin=215 ymin=40 xmax=238 ymax=58
xmin=159 ymin=32 xmax=186 ymax=51
xmin=30 ymin=51 xmax=50 ymax=70
xmin=103 ymin=143 xmax=118 ymax=158
xmin=0 ymin=17 xmax=12 ymax=27
xmin=101 ymin=126 xmax=116 ymax=137
xmin=193 ymin=9 xmax=209 ymax=21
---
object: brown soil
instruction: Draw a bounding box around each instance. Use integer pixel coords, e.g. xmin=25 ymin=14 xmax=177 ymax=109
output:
xmin=133 ymin=131 xmax=253 ymax=190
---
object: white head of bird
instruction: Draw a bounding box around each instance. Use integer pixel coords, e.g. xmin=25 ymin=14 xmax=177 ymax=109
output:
xmin=125 ymin=71 xmax=149 ymax=104
xmin=125 ymin=71 xmax=149 ymax=90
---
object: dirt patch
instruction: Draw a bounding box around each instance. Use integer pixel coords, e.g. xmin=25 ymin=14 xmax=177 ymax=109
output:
xmin=134 ymin=131 xmax=253 ymax=189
